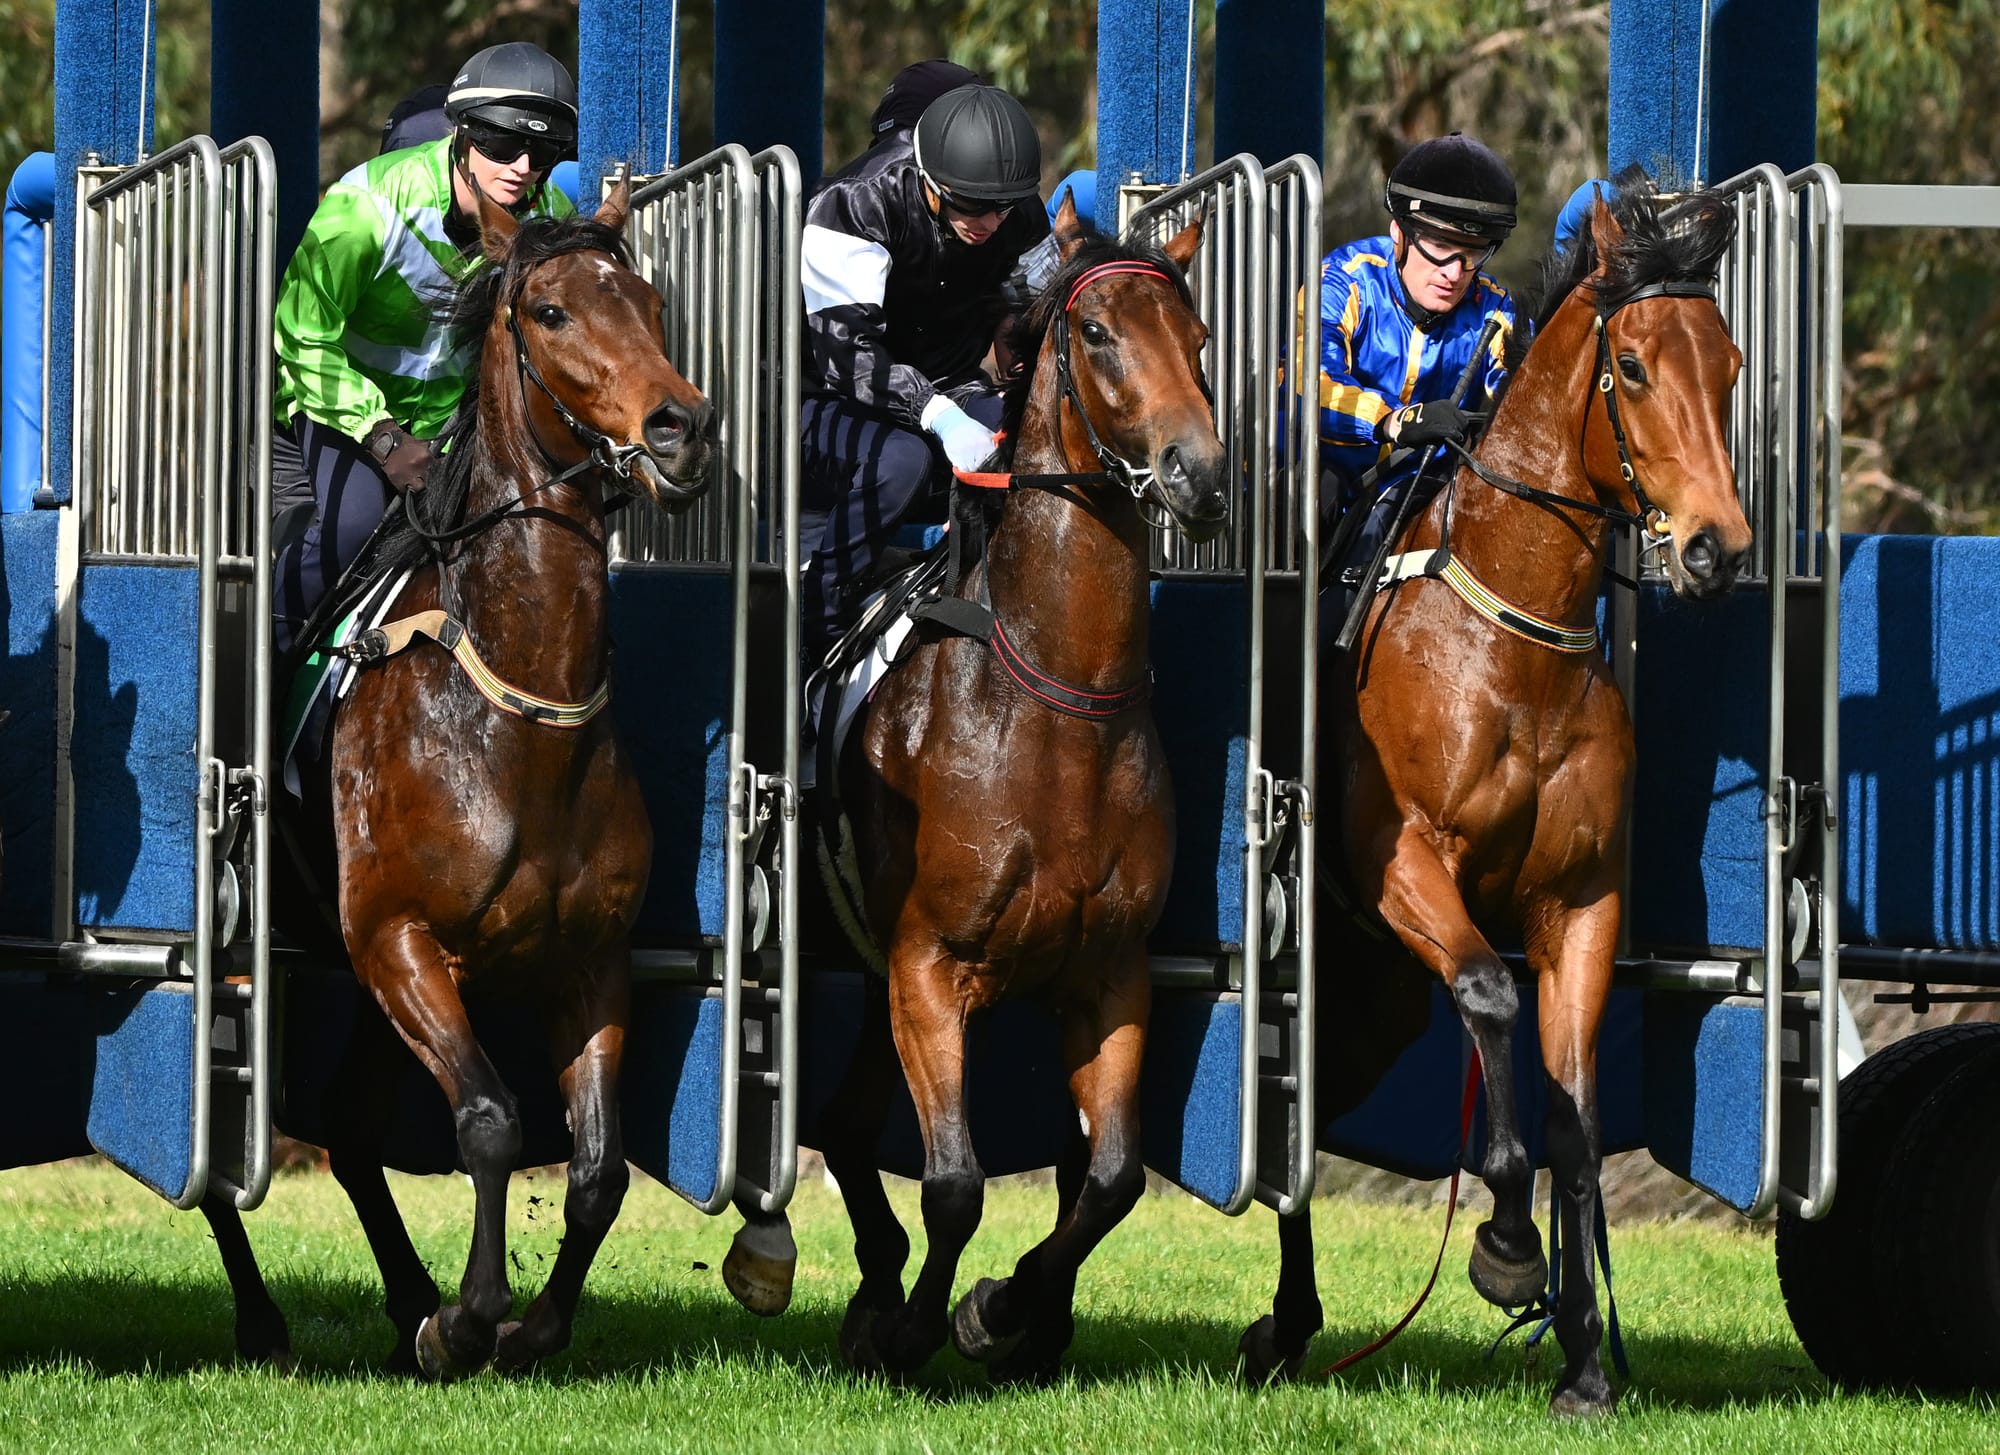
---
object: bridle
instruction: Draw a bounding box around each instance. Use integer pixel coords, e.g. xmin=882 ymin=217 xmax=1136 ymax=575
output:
xmin=961 ymin=258 xmax=1209 ymax=534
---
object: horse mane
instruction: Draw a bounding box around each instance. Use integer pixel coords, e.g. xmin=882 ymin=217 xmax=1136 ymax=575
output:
xmin=995 ymin=226 xmax=1196 ymax=465
xmin=1527 ymin=164 xmax=1738 ymax=342
xmin=355 ymin=212 xmax=633 ymax=591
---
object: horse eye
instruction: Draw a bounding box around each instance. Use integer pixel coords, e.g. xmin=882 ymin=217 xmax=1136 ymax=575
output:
xmin=1618 ymin=353 xmax=1647 ymax=385
xmin=1080 ymin=319 xmax=1110 ymax=346
xmin=533 ymin=304 xmax=568 ymax=328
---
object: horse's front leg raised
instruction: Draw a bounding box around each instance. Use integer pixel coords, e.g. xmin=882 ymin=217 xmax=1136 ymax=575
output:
xmin=1377 ymin=843 xmax=1545 ymax=1307
xmin=493 ymin=950 xmax=633 ymax=1374
xmin=1528 ymin=894 xmax=1619 ymax=1418
xmin=867 ymin=944 xmax=983 ymax=1374
xmin=953 ymin=946 xmax=1150 ymax=1384
xmin=357 ymin=921 xmax=521 ymax=1380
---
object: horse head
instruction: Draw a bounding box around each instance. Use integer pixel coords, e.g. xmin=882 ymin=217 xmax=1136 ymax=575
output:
xmin=1581 ymin=192 xmax=1752 ymax=598
xmin=1041 ymin=193 xmax=1228 ymax=543
xmin=474 ymin=178 xmax=716 ymax=511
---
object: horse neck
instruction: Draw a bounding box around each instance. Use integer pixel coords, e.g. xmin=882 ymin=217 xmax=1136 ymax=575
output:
xmin=983 ymin=360 xmax=1154 ymax=690
xmin=1428 ymin=295 xmax=1613 ymax=629
xmin=450 ymin=365 xmax=614 ymax=702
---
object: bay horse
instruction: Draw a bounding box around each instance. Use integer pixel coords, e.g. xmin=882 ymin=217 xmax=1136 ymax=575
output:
xmin=199 ymin=177 xmax=715 ymax=1378
xmin=803 ymin=195 xmax=1226 ymax=1383
xmin=1238 ymin=178 xmax=1750 ymax=1416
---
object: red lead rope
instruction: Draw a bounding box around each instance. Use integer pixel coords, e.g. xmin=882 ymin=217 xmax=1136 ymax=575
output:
xmin=1319 ymin=1048 xmax=1484 ymax=1378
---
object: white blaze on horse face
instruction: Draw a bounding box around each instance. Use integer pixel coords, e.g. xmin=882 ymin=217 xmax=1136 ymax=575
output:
xmin=1079 ymin=1108 xmax=1091 ymax=1139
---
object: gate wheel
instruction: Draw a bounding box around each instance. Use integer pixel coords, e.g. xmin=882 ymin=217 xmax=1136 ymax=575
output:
xmin=1774 ymin=1021 xmax=2000 ymax=1387
xmin=1878 ymin=1055 xmax=2000 ymax=1392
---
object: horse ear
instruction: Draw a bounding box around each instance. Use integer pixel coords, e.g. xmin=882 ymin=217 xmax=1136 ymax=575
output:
xmin=1161 ymin=212 xmax=1204 ymax=270
xmin=595 ymin=168 xmax=632 ymax=234
xmin=1586 ymin=193 xmax=1624 ymax=263
xmin=1054 ymin=188 xmax=1088 ymax=260
xmin=472 ymin=175 xmax=519 ymax=262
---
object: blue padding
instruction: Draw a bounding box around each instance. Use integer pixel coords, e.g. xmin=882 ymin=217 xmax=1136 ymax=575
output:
xmin=1095 ymin=0 xmax=1196 ymax=231
xmin=578 ymin=0 xmax=679 ymax=196
xmin=1149 ymin=579 xmax=1247 ymax=950
xmin=1325 ymin=983 xmax=1647 ymax=1180
xmin=1607 ymin=0 xmax=1703 ymax=179
xmin=1839 ymin=534 xmax=2000 ymax=951
xmin=1214 ymin=0 xmax=1323 ymax=169
xmin=1628 ymin=585 xmax=1769 ymax=954
xmin=276 ymin=961 xmax=579 ymax=1174
xmin=1141 ymin=992 xmax=1245 ymax=1207
xmin=87 ymin=982 xmax=197 ymax=1202
xmin=1706 ymin=0 xmax=1818 ymax=180
xmin=0 ymin=973 xmax=92 ymax=1170
xmin=621 ymin=990 xmax=724 ymax=1206
xmin=3 ymin=153 xmax=55 ymax=514
xmin=0 ymin=511 xmax=59 ymax=935
xmin=1643 ymin=993 xmax=1764 ymax=1211
xmin=72 ymin=564 xmax=200 ymax=934
xmin=209 ymin=0 xmax=318 ymax=269
xmin=609 ymin=570 xmax=732 ymax=942
xmin=714 ymin=0 xmax=825 ymax=189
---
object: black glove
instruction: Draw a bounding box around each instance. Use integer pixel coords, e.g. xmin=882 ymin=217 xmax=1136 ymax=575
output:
xmin=361 ymin=419 xmax=434 ymax=492
xmin=1377 ymin=399 xmax=1473 ymax=451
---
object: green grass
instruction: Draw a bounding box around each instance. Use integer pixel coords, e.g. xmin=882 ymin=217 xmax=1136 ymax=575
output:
xmin=0 ymin=1160 xmax=1991 ymax=1453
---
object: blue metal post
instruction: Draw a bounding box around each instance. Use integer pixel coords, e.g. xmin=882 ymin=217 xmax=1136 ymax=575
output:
xmin=51 ymin=0 xmax=154 ymax=507
xmin=715 ymin=0 xmax=824 ymax=189
xmin=211 ymin=0 xmax=317 ymax=270
xmin=579 ymin=0 xmax=681 ymax=201
xmin=1096 ymin=0 xmax=1198 ymax=234
xmin=1214 ymin=0 xmax=1322 ymax=169
xmin=1609 ymin=0 xmax=1816 ymax=183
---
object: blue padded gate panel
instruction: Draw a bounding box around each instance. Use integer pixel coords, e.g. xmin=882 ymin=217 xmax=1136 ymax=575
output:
xmin=622 ymin=986 xmax=726 ymax=1207
xmin=609 ymin=569 xmax=733 ymax=943
xmin=1642 ymin=993 xmax=1764 ymax=1211
xmin=1839 ymin=534 xmax=2000 ymax=950
xmin=1141 ymin=991 xmax=1245 ymax=1207
xmin=0 ymin=512 xmax=61 ymax=936
xmin=1628 ymin=583 xmax=1770 ymax=955
xmin=86 ymin=982 xmax=199 ymax=1202
xmin=73 ymin=563 xmax=201 ymax=934
xmin=1323 ymin=984 xmax=1647 ymax=1181
xmin=0 ymin=973 xmax=92 ymax=1169
xmin=1148 ymin=578 xmax=1249 ymax=951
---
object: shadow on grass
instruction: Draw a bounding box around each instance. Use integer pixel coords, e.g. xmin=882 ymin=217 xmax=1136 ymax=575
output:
xmin=0 ymin=1263 xmax=1859 ymax=1412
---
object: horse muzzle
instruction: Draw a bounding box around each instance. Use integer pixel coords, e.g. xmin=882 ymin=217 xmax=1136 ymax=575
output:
xmin=1153 ymin=441 xmax=1229 ymax=544
xmin=1665 ymin=522 xmax=1751 ymax=600
xmin=633 ymin=395 xmax=717 ymax=511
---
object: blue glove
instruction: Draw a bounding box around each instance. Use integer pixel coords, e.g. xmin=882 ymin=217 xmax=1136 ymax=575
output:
xmin=925 ymin=399 xmax=1000 ymax=472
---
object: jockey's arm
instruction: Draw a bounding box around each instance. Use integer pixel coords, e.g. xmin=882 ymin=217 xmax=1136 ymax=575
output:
xmin=273 ymin=187 xmax=394 ymax=443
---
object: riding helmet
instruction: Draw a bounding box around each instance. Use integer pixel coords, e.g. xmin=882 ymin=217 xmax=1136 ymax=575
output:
xmin=912 ymin=84 xmax=1042 ymax=207
xmin=446 ymin=42 xmax=579 ymax=152
xmin=1384 ymin=133 xmax=1517 ymax=241
xmin=873 ymin=59 xmax=981 ymax=140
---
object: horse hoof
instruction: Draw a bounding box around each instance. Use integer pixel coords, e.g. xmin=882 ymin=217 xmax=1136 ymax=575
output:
xmin=839 ymin=1298 xmax=888 ymax=1374
xmin=413 ymin=1313 xmax=479 ymax=1383
xmin=1548 ymin=1379 xmax=1618 ymax=1420
xmin=1238 ymin=1314 xmax=1308 ymax=1388
xmin=1468 ymin=1225 xmax=1548 ymax=1309
xmin=951 ymin=1278 xmax=1024 ymax=1365
xmin=723 ymin=1221 xmax=797 ymax=1318
xmin=990 ymin=1339 xmax=1064 ymax=1388
xmin=491 ymin=1319 xmax=554 ymax=1376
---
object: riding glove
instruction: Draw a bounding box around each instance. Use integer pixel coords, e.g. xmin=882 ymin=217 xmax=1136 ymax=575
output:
xmin=1377 ymin=399 xmax=1473 ymax=451
xmin=362 ymin=419 xmax=435 ymax=492
xmin=922 ymin=397 xmax=1001 ymax=473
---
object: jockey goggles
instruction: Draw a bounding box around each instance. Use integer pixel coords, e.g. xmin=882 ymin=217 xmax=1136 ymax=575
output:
xmin=463 ymin=119 xmax=566 ymax=173
xmin=1408 ymin=225 xmax=1498 ymax=273
xmin=934 ymin=183 xmax=1026 ymax=220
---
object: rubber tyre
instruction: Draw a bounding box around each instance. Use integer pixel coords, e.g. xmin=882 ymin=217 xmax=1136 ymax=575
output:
xmin=1880 ymin=1055 xmax=2000 ymax=1392
xmin=1773 ymin=1022 xmax=2000 ymax=1387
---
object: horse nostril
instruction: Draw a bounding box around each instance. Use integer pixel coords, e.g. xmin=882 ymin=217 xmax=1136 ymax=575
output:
xmin=644 ymin=401 xmax=694 ymax=454
xmin=1158 ymin=444 xmax=1190 ymax=488
xmin=1683 ymin=528 xmax=1718 ymax=579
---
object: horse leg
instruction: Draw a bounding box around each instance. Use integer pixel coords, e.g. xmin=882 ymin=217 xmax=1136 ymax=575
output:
xmin=1530 ymin=902 xmax=1617 ymax=1418
xmin=952 ymin=949 xmax=1149 ymax=1384
xmin=1238 ymin=1209 xmax=1321 ymax=1385
xmin=492 ymin=955 xmax=632 ymax=1374
xmin=1378 ymin=847 xmax=1544 ymax=1307
xmin=358 ymin=925 xmax=522 ymax=1380
xmin=325 ymin=1002 xmax=443 ymax=1374
xmin=199 ymin=1194 xmax=292 ymax=1365
xmin=819 ymin=970 xmax=913 ymax=1370
xmin=866 ymin=949 xmax=982 ymax=1374
xmin=725 ymin=1198 xmax=798 ymax=1319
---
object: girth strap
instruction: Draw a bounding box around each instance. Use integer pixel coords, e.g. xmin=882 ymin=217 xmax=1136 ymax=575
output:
xmin=339 ymin=609 xmax=612 ymax=728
